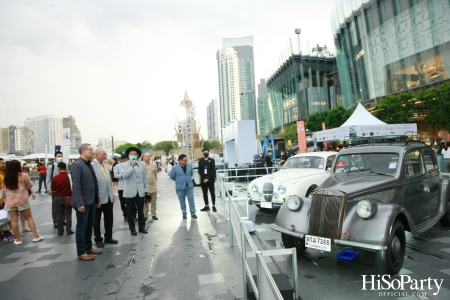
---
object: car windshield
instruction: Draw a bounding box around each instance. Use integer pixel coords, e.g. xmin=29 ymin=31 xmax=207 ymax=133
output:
xmin=282 ymin=156 xmax=326 ymax=170
xmin=334 ymin=153 xmax=399 ymax=174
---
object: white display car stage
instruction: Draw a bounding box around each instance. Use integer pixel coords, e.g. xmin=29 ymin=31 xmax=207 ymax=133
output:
xmin=247 ymin=151 xmax=337 ymax=209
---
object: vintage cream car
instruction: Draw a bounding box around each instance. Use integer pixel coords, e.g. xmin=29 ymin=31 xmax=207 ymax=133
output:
xmin=247 ymin=152 xmax=337 ymax=209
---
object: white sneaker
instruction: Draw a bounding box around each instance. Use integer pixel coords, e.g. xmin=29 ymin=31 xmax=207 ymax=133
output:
xmin=32 ymin=235 xmax=44 ymax=242
xmin=13 ymin=240 xmax=22 ymax=245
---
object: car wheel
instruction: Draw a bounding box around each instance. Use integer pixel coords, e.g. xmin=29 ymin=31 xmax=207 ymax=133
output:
xmin=377 ymin=220 xmax=405 ymax=275
xmin=439 ymin=202 xmax=450 ymax=227
xmin=281 ymin=234 xmax=306 ymax=255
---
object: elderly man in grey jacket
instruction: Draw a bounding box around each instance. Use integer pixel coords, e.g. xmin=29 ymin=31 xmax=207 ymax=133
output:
xmin=70 ymin=143 xmax=102 ymax=261
xmin=117 ymin=147 xmax=149 ymax=236
xmin=92 ymin=148 xmax=118 ymax=248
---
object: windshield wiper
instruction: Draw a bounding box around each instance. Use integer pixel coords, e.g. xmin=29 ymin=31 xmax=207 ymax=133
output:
xmin=346 ymin=167 xmax=370 ymax=173
xmin=369 ymin=171 xmax=394 ymax=177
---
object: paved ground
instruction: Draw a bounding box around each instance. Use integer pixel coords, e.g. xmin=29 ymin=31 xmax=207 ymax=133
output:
xmin=3 ymin=173 xmax=450 ymax=300
xmin=0 ymin=174 xmax=244 ymax=300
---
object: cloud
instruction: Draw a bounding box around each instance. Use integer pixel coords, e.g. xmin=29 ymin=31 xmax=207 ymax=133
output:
xmin=0 ymin=0 xmax=336 ymax=146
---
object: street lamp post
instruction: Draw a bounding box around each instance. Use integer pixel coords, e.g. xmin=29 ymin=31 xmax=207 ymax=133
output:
xmin=111 ymin=136 xmax=114 ymax=153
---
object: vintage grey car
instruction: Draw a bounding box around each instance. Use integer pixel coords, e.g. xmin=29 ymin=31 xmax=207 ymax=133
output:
xmin=270 ymin=142 xmax=450 ymax=275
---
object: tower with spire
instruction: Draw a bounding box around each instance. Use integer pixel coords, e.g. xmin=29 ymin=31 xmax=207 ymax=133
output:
xmin=174 ymin=91 xmax=202 ymax=162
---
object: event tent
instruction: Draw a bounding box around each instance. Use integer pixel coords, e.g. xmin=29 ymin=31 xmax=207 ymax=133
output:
xmin=314 ymin=103 xmax=417 ymax=142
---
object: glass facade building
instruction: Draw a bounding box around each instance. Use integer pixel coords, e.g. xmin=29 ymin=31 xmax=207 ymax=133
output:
xmin=265 ymin=49 xmax=340 ymax=133
xmin=331 ymin=0 xmax=450 ymax=108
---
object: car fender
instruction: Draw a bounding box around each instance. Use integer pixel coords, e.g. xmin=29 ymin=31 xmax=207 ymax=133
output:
xmin=274 ymin=197 xmax=311 ymax=233
xmin=340 ymin=203 xmax=418 ymax=247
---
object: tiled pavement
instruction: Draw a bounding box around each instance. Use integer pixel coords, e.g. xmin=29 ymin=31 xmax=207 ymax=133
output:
xmin=0 ymin=174 xmax=244 ymax=300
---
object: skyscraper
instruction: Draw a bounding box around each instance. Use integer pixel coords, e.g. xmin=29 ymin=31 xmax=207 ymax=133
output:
xmin=256 ymin=79 xmax=269 ymax=135
xmin=8 ymin=126 xmax=34 ymax=155
xmin=63 ymin=115 xmax=82 ymax=149
xmin=24 ymin=115 xmax=63 ymax=153
xmin=223 ymin=37 xmax=256 ymax=121
xmin=217 ymin=36 xmax=256 ymax=130
xmin=207 ymin=99 xmax=221 ymax=141
xmin=217 ymin=47 xmax=241 ymax=129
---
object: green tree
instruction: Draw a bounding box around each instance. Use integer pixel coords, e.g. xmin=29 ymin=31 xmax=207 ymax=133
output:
xmin=418 ymin=82 xmax=450 ymax=131
xmin=136 ymin=140 xmax=153 ymax=149
xmin=114 ymin=143 xmax=138 ymax=155
xmin=283 ymin=123 xmax=298 ymax=143
xmin=306 ymin=106 xmax=352 ymax=131
xmin=152 ymin=140 xmax=175 ymax=155
xmin=373 ymin=91 xmax=415 ymax=124
xmin=201 ymin=139 xmax=222 ymax=149
xmin=324 ymin=106 xmax=353 ymax=128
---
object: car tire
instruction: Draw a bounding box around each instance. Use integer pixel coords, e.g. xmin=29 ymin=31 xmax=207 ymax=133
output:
xmin=439 ymin=202 xmax=450 ymax=227
xmin=281 ymin=234 xmax=306 ymax=255
xmin=376 ymin=220 xmax=406 ymax=275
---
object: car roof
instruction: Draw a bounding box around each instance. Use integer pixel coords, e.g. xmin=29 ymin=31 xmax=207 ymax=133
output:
xmin=291 ymin=151 xmax=338 ymax=158
xmin=336 ymin=142 xmax=429 ymax=155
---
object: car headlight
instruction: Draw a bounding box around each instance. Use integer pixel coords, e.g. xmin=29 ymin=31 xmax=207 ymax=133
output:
xmin=356 ymin=200 xmax=377 ymax=219
xmin=278 ymin=185 xmax=286 ymax=194
xmin=287 ymin=195 xmax=303 ymax=211
xmin=252 ymin=184 xmax=258 ymax=192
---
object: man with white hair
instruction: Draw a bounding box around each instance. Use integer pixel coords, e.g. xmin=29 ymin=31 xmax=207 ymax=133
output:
xmin=92 ymin=148 xmax=118 ymax=248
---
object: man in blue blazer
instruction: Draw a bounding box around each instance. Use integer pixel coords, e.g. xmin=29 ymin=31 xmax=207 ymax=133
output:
xmin=117 ymin=147 xmax=149 ymax=235
xmin=170 ymin=154 xmax=197 ymax=219
xmin=70 ymin=143 xmax=102 ymax=261
xmin=92 ymin=148 xmax=118 ymax=248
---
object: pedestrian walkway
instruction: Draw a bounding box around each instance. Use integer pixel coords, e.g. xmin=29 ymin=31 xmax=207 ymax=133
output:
xmin=0 ymin=173 xmax=244 ymax=300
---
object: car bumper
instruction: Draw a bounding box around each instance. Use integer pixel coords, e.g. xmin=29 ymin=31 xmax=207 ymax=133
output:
xmin=269 ymin=224 xmax=388 ymax=251
xmin=248 ymin=198 xmax=285 ymax=208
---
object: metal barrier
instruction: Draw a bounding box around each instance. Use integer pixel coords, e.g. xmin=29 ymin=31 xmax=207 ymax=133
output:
xmin=216 ymin=174 xmax=299 ymax=300
xmin=217 ymin=166 xmax=280 ymax=183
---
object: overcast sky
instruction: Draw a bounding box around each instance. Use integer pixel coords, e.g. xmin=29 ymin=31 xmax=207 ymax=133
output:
xmin=0 ymin=0 xmax=337 ymax=146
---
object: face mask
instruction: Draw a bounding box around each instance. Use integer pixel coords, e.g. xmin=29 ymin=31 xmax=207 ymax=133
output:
xmin=129 ymin=155 xmax=137 ymax=162
xmin=203 ymin=153 xmax=209 ymax=158
xmin=56 ymin=157 xmax=63 ymax=163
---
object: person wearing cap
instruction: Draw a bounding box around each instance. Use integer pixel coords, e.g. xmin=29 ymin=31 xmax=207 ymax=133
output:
xmin=117 ymin=147 xmax=149 ymax=236
xmin=114 ymin=154 xmax=129 ymax=221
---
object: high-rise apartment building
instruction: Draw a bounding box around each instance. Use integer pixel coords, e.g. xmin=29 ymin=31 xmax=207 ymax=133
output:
xmin=217 ymin=47 xmax=241 ymax=129
xmin=0 ymin=127 xmax=10 ymax=152
xmin=8 ymin=126 xmax=34 ymax=155
xmin=24 ymin=115 xmax=63 ymax=153
xmin=223 ymin=37 xmax=256 ymax=121
xmin=256 ymin=79 xmax=269 ymax=135
xmin=63 ymin=115 xmax=82 ymax=149
xmin=206 ymin=99 xmax=221 ymax=141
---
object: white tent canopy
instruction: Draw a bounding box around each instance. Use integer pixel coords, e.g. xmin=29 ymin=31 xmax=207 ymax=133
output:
xmin=314 ymin=103 xmax=417 ymax=142
xmin=340 ymin=103 xmax=386 ymax=127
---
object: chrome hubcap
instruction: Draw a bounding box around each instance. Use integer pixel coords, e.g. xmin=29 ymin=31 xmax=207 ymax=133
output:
xmin=391 ymin=235 xmax=401 ymax=259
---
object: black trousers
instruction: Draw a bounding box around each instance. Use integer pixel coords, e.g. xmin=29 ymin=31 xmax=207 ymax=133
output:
xmin=54 ymin=196 xmax=72 ymax=234
xmin=201 ymin=179 xmax=216 ymax=206
xmin=118 ymin=190 xmax=127 ymax=218
xmin=94 ymin=199 xmax=114 ymax=242
xmin=125 ymin=193 xmax=145 ymax=233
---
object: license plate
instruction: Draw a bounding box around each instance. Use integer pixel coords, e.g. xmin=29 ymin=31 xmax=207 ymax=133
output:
xmin=260 ymin=202 xmax=272 ymax=209
xmin=305 ymin=235 xmax=331 ymax=252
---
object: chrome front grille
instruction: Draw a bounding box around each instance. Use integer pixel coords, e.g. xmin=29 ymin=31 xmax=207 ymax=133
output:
xmin=263 ymin=182 xmax=274 ymax=202
xmin=308 ymin=190 xmax=346 ymax=239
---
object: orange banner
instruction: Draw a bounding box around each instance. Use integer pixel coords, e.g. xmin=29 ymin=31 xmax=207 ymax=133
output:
xmin=297 ymin=121 xmax=307 ymax=153
xmin=322 ymin=122 xmax=328 ymax=150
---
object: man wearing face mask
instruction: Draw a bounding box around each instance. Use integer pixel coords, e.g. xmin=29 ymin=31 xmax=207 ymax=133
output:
xmin=198 ymin=148 xmax=217 ymax=212
xmin=118 ymin=147 xmax=149 ymax=236
xmin=47 ymin=151 xmax=64 ymax=228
